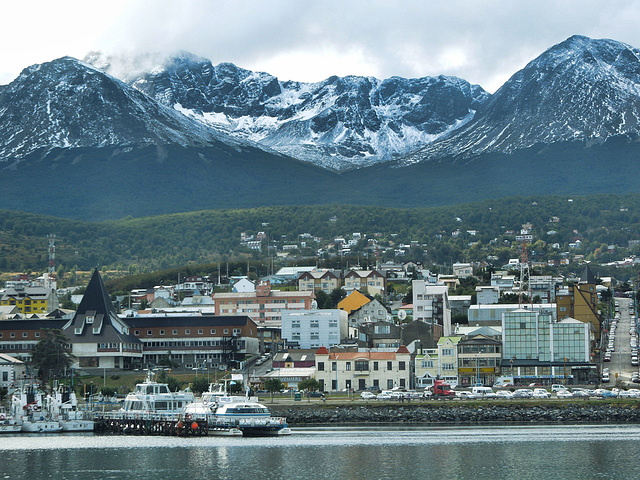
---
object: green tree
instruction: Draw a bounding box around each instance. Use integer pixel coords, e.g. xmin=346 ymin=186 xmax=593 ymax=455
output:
xmin=31 ymin=329 xmax=75 ymax=383
xmin=264 ymin=378 xmax=284 ymax=402
xmin=297 ymin=378 xmax=321 ymax=392
xmin=191 ymin=376 xmax=210 ymax=395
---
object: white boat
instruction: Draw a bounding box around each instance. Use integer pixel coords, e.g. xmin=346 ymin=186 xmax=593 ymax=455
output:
xmin=119 ymin=370 xmax=195 ymax=417
xmin=50 ymin=385 xmax=94 ymax=432
xmin=11 ymin=385 xmax=62 ymax=433
xmin=185 ymin=383 xmax=291 ymax=437
xmin=0 ymin=406 xmax=21 ymax=433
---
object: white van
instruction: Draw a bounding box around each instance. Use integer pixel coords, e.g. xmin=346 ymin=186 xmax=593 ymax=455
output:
xmin=551 ymin=384 xmax=568 ymax=393
xmin=471 ymin=386 xmax=496 ymax=398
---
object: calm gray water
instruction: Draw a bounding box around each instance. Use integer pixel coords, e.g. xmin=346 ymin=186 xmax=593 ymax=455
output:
xmin=1 ymin=425 xmax=639 ymax=479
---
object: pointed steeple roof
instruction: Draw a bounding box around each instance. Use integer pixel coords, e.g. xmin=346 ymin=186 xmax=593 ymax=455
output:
xmin=579 ymin=264 xmax=597 ymax=284
xmin=64 ymin=269 xmax=137 ymax=343
xmin=76 ymin=268 xmax=117 ymax=318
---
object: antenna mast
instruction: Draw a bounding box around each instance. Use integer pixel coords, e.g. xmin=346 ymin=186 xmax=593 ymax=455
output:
xmin=519 ymin=241 xmax=530 ymax=306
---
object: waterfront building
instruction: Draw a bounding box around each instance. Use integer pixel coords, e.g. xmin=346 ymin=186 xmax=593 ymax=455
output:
xmin=502 ymin=308 xmax=594 ymax=385
xmin=314 ymin=345 xmax=411 ymax=392
xmin=414 ymin=336 xmax=461 ymax=388
xmin=0 ymin=353 xmax=25 ymax=388
xmin=0 ymin=318 xmax=67 ymax=362
xmin=467 ymin=303 xmax=556 ymax=327
xmin=457 ymin=334 xmax=502 ymax=387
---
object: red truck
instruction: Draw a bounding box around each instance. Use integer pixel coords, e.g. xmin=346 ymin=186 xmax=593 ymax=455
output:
xmin=432 ymin=380 xmax=455 ymax=397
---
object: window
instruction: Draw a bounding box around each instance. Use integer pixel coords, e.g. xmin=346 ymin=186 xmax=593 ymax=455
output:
xmin=346 ymin=362 xmax=351 ymax=371
xmin=147 ymin=330 xmax=152 ymax=336
xmin=185 ymin=329 xmax=191 ymax=335
xmin=332 ymin=380 xmax=337 ymax=390
xmin=224 ymin=329 xmax=229 ymax=334
xmin=159 ymin=330 xmax=165 ymax=336
xmin=210 ymin=329 xmax=216 ymax=334
xmin=332 ymin=362 xmax=337 ymax=371
xmin=318 ymin=362 xmax=324 ymax=371
xmin=173 ymin=330 xmax=178 ymax=335
xmin=233 ymin=328 xmax=241 ymax=335
xmin=421 ymin=359 xmax=434 ymax=368
xmin=21 ymin=332 xmax=27 ymax=338
xmin=399 ymin=361 xmax=406 ymax=371
xmin=35 ymin=332 xmax=40 ymax=338
xmin=373 ymin=361 xmax=378 ymax=371
xmin=387 ymin=379 xmax=394 ymax=389
xmin=198 ymin=329 xmax=203 ymax=335
xmin=10 ymin=333 xmax=15 ymax=338
xmin=355 ymin=360 xmax=369 ymax=371
xmin=134 ymin=330 xmax=140 ymax=336
xmin=387 ymin=361 xmax=392 ymax=370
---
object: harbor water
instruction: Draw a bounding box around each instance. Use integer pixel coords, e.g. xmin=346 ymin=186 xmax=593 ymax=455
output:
xmin=1 ymin=424 xmax=640 ymax=479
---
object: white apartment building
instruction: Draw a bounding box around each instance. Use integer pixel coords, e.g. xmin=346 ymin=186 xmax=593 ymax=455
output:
xmin=412 ymin=280 xmax=452 ymax=336
xmin=281 ymin=309 xmax=348 ymax=349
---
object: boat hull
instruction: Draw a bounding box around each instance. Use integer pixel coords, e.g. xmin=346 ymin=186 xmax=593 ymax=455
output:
xmin=21 ymin=421 xmax=62 ymax=433
xmin=60 ymin=420 xmax=94 ymax=432
xmin=0 ymin=423 xmax=22 ymax=433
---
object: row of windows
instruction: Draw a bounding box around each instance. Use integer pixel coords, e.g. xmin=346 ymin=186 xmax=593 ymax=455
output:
xmin=0 ymin=332 xmax=40 ymax=339
xmin=319 ymin=360 xmax=406 ymax=371
xmin=134 ymin=328 xmax=241 ymax=336
xmin=142 ymin=340 xmax=246 ymax=348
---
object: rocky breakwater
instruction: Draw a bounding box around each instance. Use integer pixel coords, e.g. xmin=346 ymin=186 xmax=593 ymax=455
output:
xmin=269 ymin=402 xmax=640 ymax=425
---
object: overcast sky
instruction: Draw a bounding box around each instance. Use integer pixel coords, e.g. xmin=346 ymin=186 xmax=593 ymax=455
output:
xmin=3 ymin=0 xmax=640 ymax=92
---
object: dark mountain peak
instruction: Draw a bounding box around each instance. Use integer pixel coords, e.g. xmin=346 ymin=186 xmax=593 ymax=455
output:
xmin=403 ymin=35 xmax=640 ymax=164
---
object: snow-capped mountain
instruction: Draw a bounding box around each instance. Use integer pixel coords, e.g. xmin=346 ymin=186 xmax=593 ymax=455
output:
xmin=403 ymin=35 xmax=640 ymax=164
xmin=0 ymin=56 xmax=257 ymax=165
xmin=87 ymin=52 xmax=489 ymax=170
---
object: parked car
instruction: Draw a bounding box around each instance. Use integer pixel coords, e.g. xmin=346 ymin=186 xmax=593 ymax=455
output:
xmin=556 ymin=390 xmax=574 ymax=399
xmin=364 ymin=386 xmax=382 ymax=394
xmin=455 ymin=391 xmax=477 ymax=400
xmin=376 ymin=392 xmax=393 ymax=400
xmin=512 ymin=388 xmax=533 ymax=399
xmin=494 ymin=390 xmax=514 ymax=399
xmin=360 ymin=391 xmax=376 ymax=400
xmin=307 ymin=391 xmax=325 ymax=398
xmin=532 ymin=388 xmax=551 ymax=399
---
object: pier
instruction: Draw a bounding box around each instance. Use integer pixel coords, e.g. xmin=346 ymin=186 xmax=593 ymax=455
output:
xmin=93 ymin=412 xmax=209 ymax=436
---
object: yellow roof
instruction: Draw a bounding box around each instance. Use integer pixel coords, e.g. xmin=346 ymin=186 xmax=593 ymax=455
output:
xmin=337 ymin=290 xmax=371 ymax=314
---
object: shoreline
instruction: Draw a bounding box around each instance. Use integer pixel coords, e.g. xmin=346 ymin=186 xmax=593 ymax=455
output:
xmin=268 ymin=401 xmax=640 ymax=425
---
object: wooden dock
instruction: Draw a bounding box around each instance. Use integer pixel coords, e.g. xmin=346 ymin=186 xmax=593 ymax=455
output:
xmin=93 ymin=412 xmax=209 ymax=436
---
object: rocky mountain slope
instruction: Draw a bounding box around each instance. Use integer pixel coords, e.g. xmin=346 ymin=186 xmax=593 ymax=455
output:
xmin=0 ymin=56 xmax=267 ymax=166
xmin=403 ymin=35 xmax=640 ymax=164
xmin=86 ymin=51 xmax=489 ymax=170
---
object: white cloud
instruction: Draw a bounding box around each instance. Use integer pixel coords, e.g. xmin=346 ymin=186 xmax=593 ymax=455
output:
xmin=3 ymin=0 xmax=640 ymax=93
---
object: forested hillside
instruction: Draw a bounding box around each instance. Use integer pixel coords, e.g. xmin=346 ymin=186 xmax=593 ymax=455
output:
xmin=2 ymin=193 xmax=640 ymax=287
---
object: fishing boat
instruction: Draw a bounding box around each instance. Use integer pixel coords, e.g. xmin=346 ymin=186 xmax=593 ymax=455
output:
xmin=50 ymin=385 xmax=94 ymax=432
xmin=11 ymin=384 xmax=61 ymax=433
xmin=0 ymin=406 xmax=21 ymax=433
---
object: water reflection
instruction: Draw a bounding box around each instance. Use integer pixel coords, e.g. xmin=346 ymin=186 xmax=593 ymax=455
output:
xmin=1 ymin=425 xmax=640 ymax=480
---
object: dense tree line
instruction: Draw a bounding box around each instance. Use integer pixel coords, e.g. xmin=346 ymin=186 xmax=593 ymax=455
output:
xmin=3 ymin=193 xmax=640 ymax=286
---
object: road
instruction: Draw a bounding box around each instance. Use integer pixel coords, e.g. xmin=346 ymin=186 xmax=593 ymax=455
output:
xmin=606 ymin=297 xmax=638 ymax=384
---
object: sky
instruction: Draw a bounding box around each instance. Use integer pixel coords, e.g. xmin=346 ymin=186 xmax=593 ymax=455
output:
xmin=3 ymin=0 xmax=640 ymax=93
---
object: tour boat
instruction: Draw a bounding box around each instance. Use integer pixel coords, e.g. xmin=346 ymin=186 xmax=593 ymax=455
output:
xmin=119 ymin=370 xmax=195 ymax=416
xmin=185 ymin=383 xmax=291 ymax=436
